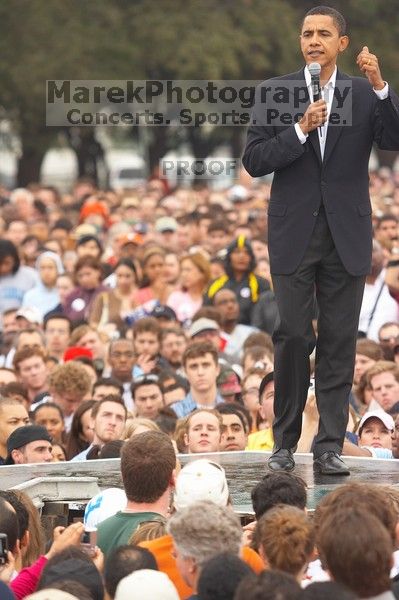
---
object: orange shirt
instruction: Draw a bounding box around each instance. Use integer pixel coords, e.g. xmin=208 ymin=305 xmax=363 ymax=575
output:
xmin=139 ymin=534 xmax=264 ymax=600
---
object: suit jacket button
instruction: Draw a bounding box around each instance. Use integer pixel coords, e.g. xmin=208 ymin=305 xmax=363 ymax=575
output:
xmin=313 ymin=210 xmax=318 ymax=217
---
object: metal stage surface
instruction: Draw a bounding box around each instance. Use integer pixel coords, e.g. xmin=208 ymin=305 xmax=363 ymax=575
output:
xmin=1 ymin=452 xmax=398 ymax=512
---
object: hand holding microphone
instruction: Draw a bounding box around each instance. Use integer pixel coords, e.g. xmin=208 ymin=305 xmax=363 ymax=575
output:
xmin=298 ymin=62 xmax=327 ymax=135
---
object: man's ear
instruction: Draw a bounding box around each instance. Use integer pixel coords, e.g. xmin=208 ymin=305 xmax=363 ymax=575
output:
xmin=11 ymin=449 xmax=22 ymax=464
xmin=170 ymin=467 xmax=179 ymax=489
xmin=339 ymin=35 xmax=349 ymax=53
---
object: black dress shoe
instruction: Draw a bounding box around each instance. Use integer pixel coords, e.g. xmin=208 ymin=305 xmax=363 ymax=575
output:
xmin=268 ymin=448 xmax=295 ymax=472
xmin=313 ymin=451 xmax=350 ymax=476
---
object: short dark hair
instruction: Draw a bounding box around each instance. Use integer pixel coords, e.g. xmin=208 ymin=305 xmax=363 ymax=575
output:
xmin=0 ymin=239 xmax=20 ymax=274
xmin=104 ymin=545 xmax=158 ymax=598
xmin=0 ymin=496 xmax=20 ymax=553
xmin=38 ymin=546 xmax=104 ymax=600
xmin=114 ymin=257 xmax=138 ymax=276
xmin=313 ymin=482 xmax=397 ymax=545
xmin=182 ymin=340 xmax=219 ymax=367
xmin=317 ymin=508 xmax=393 ymax=597
xmin=99 ymin=439 xmax=125 ymax=459
xmin=155 ymin=406 xmax=178 ymax=436
xmin=251 ymin=472 xmax=307 ymax=520
xmin=303 ymin=6 xmax=346 ymax=36
xmin=375 ymin=213 xmax=398 ymax=228
xmin=301 ymin=581 xmax=357 ymax=600
xmin=160 ymin=326 xmax=186 ymax=341
xmin=91 ymin=395 xmax=127 ymax=420
xmin=92 ymin=377 xmax=124 ymax=396
xmin=131 ymin=376 xmax=163 ymax=400
xmin=217 ymin=402 xmax=250 ymax=433
xmin=44 ymin=313 xmax=72 ymax=333
xmin=198 ymin=552 xmax=252 ymax=600
xmin=133 ymin=316 xmax=162 ymax=340
xmin=208 ymin=221 xmax=229 ymax=235
xmin=121 ymin=431 xmax=176 ymax=502
xmin=108 ymin=337 xmax=134 ymax=358
xmin=13 ymin=346 xmax=47 ymax=371
xmin=74 ymin=254 xmax=103 ymax=274
xmin=235 ymin=570 xmax=301 ymax=600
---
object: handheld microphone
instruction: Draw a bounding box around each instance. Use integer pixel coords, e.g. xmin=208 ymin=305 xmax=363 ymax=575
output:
xmin=308 ymin=62 xmax=323 ymax=137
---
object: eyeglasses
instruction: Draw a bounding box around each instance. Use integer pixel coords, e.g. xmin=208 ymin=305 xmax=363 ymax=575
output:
xmin=242 ymin=387 xmax=259 ymax=396
xmin=110 ymin=351 xmax=135 ymax=359
xmin=133 ymin=374 xmax=159 ymax=384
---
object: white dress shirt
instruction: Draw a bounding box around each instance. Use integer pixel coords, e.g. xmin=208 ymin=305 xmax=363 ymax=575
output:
xmin=294 ymin=65 xmax=389 ymax=158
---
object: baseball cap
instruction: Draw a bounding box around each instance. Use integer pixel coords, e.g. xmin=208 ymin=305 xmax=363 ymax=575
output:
xmin=358 ymin=410 xmax=395 ymax=433
xmin=155 ymin=216 xmax=178 ymax=233
xmin=259 ymin=371 xmax=274 ymax=400
xmin=118 ymin=232 xmax=144 ymax=247
xmin=121 ymin=196 xmax=139 ymax=209
xmin=5 ymin=425 xmax=52 ymax=464
xmin=189 ymin=318 xmax=219 ymax=338
xmin=63 ymin=346 xmax=94 ymax=362
xmin=26 ymin=591 xmax=78 ymax=600
xmin=217 ymin=369 xmax=241 ymax=395
xmin=173 ymin=459 xmax=229 ymax=511
xmin=151 ymin=305 xmax=177 ymax=321
xmin=115 ymin=570 xmax=179 ymax=600
xmin=72 ymin=223 xmax=98 ymax=239
xmin=227 ymin=185 xmax=248 ymax=203
xmin=15 ymin=307 xmax=43 ymax=326
xmin=84 ymin=487 xmax=127 ymax=529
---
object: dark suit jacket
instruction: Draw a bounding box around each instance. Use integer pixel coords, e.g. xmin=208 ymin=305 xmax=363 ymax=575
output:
xmin=242 ymin=69 xmax=399 ymax=276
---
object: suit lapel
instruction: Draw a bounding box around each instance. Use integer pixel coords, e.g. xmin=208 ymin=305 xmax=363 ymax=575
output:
xmin=308 ymin=129 xmax=322 ymax=165
xmin=323 ymin=70 xmax=352 ymax=165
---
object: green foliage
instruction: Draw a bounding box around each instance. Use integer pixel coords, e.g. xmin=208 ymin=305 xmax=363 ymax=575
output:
xmin=0 ymin=0 xmax=397 ymax=182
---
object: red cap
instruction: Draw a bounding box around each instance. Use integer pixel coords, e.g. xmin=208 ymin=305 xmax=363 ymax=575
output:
xmin=79 ymin=200 xmax=110 ymax=224
xmin=63 ymin=346 xmax=93 ymax=362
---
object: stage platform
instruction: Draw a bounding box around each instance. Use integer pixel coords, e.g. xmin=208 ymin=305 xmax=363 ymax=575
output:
xmin=1 ymin=452 xmax=398 ymax=512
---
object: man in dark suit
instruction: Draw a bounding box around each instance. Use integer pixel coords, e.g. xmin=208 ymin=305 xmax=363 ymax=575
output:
xmin=242 ymin=6 xmax=399 ymax=474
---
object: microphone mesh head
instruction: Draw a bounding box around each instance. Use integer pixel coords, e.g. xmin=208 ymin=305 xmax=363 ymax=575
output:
xmin=308 ymin=62 xmax=321 ymax=76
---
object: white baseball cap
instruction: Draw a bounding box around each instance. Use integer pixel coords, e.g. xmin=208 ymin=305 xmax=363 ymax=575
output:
xmin=173 ymin=459 xmax=229 ymax=511
xmin=15 ymin=307 xmax=43 ymax=325
xmin=115 ymin=570 xmax=179 ymax=600
xmin=26 ymin=591 xmax=78 ymax=600
xmin=84 ymin=487 xmax=127 ymax=528
xmin=358 ymin=410 xmax=395 ymax=433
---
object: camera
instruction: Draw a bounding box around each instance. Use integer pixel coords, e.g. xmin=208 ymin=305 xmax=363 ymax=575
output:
xmin=80 ymin=528 xmax=97 ymax=557
xmin=0 ymin=533 xmax=8 ymax=565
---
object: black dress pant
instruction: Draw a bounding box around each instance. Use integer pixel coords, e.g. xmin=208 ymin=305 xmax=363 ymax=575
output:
xmin=271 ymin=206 xmax=366 ymax=457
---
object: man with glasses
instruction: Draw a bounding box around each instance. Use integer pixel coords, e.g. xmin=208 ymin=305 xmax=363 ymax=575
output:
xmin=131 ymin=374 xmax=164 ymax=420
xmin=108 ymin=338 xmax=136 ymax=410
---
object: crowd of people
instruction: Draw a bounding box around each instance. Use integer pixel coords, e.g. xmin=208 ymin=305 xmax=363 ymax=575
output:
xmin=0 ymin=165 xmax=398 ymax=598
